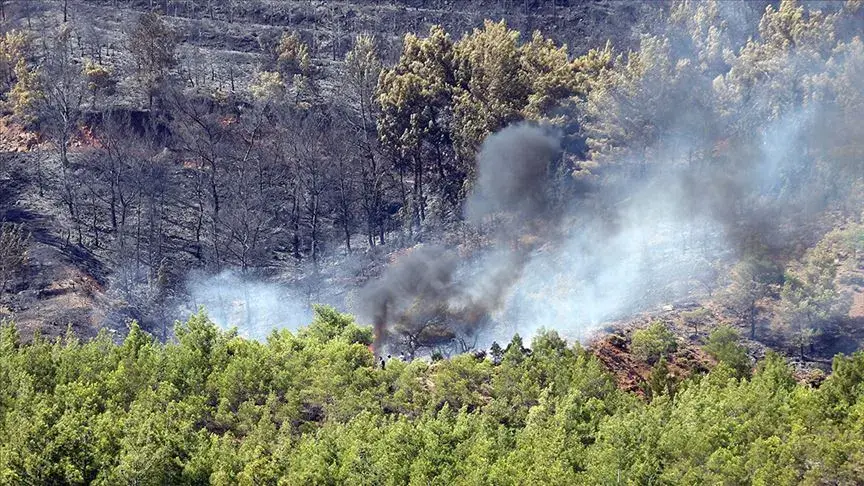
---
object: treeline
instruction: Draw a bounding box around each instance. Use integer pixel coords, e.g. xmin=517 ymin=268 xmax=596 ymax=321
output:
xmin=719 ymin=222 xmax=864 ymax=358
xmin=0 ymin=308 xmax=863 ymax=484
xmin=1 ymin=11 xmax=613 ymax=264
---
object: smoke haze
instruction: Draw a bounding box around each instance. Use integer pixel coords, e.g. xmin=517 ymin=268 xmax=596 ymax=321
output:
xmin=359 ymin=32 xmax=864 ymax=353
xmin=181 ymin=270 xmax=314 ymax=339
xmin=182 ymin=3 xmax=864 ymax=354
xmin=358 ymin=124 xmax=564 ymax=353
xmin=465 ymin=124 xmax=561 ymax=227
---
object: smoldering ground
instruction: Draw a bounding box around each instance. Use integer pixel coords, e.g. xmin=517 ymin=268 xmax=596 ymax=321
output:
xmin=357 ymin=124 xmax=564 ymax=353
xmin=490 ymin=105 xmax=854 ymax=344
xmin=184 ymin=94 xmax=860 ymax=352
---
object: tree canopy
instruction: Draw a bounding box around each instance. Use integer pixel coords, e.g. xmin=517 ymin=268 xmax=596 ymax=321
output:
xmin=0 ymin=310 xmax=863 ymax=484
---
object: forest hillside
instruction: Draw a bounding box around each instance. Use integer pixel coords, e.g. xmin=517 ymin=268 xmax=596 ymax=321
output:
xmin=1 ymin=0 xmax=864 ymax=482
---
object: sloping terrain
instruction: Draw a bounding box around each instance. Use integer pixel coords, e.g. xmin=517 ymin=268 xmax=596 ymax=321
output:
xmin=0 ymin=0 xmax=660 ymax=341
xmin=0 ymin=0 xmax=859 ymax=384
xmin=5 ymin=0 xmax=657 ymax=105
xmin=0 ymin=151 xmax=110 ymax=341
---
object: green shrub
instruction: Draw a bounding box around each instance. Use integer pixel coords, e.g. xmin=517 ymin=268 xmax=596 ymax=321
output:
xmin=681 ymin=307 xmax=711 ymax=336
xmin=630 ymin=321 xmax=677 ymax=363
xmin=647 ymin=357 xmax=677 ymax=400
xmin=705 ymin=325 xmax=751 ymax=378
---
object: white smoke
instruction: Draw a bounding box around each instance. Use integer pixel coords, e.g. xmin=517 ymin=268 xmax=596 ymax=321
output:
xmin=454 ymin=106 xmax=827 ymax=348
xmin=179 ymin=4 xmax=862 ymax=352
xmin=180 ymin=270 xmax=315 ymax=339
xmin=496 ymin=175 xmax=729 ymax=344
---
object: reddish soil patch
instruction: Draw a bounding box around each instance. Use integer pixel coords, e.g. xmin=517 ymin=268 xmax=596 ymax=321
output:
xmin=589 ymin=331 xmax=714 ymax=397
xmin=0 ymin=117 xmax=39 ymax=153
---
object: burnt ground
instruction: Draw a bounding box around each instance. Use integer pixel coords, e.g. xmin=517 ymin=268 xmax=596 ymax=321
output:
xmin=2 ymin=0 xmax=663 ymax=111
xmin=590 ymin=332 xmax=714 ymax=397
xmin=587 ymin=305 xmax=718 ymax=397
xmin=0 ymin=1 xmax=858 ymax=379
xmin=1 ymin=142 xmax=861 ymax=381
xmin=0 ymin=151 xmax=114 ymax=342
xmin=587 ymin=295 xmax=864 ymax=394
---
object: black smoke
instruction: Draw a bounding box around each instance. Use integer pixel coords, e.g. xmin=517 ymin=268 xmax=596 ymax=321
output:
xmin=360 ymin=123 xmax=563 ymax=354
xmin=465 ymin=123 xmax=561 ymax=227
xmin=358 ymin=245 xmax=458 ymax=356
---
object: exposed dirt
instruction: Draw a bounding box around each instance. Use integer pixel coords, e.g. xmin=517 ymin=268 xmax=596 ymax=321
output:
xmin=0 ymin=118 xmax=39 ymax=153
xmin=585 ymin=300 xmax=849 ymax=395
xmin=587 ymin=307 xmax=716 ymax=396
xmin=852 ymin=291 xmax=864 ymax=318
xmin=589 ymin=331 xmax=714 ymax=396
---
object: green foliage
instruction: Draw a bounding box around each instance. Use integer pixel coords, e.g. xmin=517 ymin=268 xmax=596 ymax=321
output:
xmin=0 ymin=310 xmax=863 ymax=483
xmin=647 ymin=357 xmax=677 ymax=400
xmin=127 ymin=12 xmax=177 ymax=105
xmin=719 ymin=256 xmax=781 ymax=338
xmin=275 ymin=31 xmax=310 ymax=78
xmin=271 ymin=30 xmax=316 ymax=103
xmin=7 ymin=58 xmax=41 ymax=123
xmin=450 ymin=20 xmax=609 ymax=160
xmin=376 ymin=25 xmax=455 ymax=161
xmin=82 ymin=60 xmax=116 ymax=102
xmin=452 ymin=20 xmax=528 ymax=159
xmin=681 ymin=307 xmax=711 ymax=336
xmin=705 ymin=325 xmax=751 ymax=378
xmin=630 ymin=321 xmax=678 ymax=363
xmin=343 ymin=33 xmax=382 ymax=125
xmin=375 ymin=21 xmax=608 ymax=216
xmin=249 ymin=70 xmax=284 ymax=101
xmin=777 ymin=225 xmax=857 ymax=358
xmin=0 ymin=30 xmax=29 ymax=96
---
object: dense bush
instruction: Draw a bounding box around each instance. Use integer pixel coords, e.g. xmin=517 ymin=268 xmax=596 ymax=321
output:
xmin=630 ymin=320 xmax=678 ymax=363
xmin=704 ymin=325 xmax=751 ymax=378
xmin=1 ymin=308 xmax=863 ymax=484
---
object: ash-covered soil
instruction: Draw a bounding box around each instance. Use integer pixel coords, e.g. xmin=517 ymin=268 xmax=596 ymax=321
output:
xmin=0 ymin=151 xmax=117 ymax=341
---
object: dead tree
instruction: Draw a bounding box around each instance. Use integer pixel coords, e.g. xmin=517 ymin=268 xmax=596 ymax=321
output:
xmin=0 ymin=223 xmax=29 ymax=294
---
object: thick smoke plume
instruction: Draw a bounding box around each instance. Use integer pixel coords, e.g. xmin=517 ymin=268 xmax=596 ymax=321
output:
xmin=486 ymin=107 xmax=847 ymax=344
xmin=362 ymin=19 xmax=864 ymax=354
xmin=184 ymin=3 xmax=864 ymax=354
xmin=358 ymin=246 xmax=458 ymax=356
xmin=465 ymin=124 xmax=561 ymax=227
xmin=360 ymin=124 xmax=563 ymax=354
